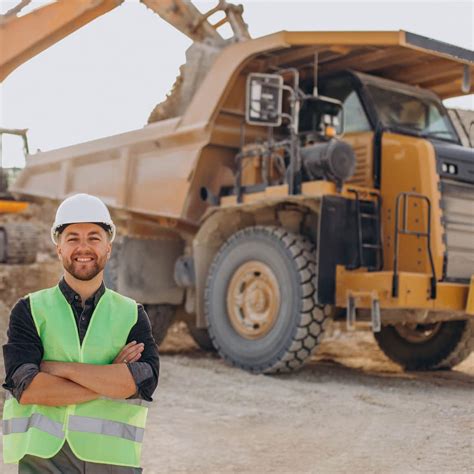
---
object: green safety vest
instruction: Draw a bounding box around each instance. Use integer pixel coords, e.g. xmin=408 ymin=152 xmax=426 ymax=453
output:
xmin=2 ymin=285 xmax=149 ymax=467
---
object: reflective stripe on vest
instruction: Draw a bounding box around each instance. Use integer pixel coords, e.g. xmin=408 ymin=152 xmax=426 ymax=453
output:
xmin=68 ymin=416 xmax=144 ymax=443
xmin=3 ymin=414 xmax=64 ymax=439
xmin=2 ymin=396 xmax=149 ymax=441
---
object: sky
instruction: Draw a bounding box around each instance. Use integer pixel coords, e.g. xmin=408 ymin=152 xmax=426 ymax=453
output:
xmin=1 ymin=0 xmax=473 ymax=167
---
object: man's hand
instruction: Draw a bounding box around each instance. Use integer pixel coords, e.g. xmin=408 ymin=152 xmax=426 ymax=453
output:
xmin=37 ymin=341 xmax=144 ymax=399
xmin=40 ymin=360 xmax=137 ymax=399
xmin=40 ymin=342 xmax=144 ymax=375
xmin=113 ymin=341 xmax=144 ymax=364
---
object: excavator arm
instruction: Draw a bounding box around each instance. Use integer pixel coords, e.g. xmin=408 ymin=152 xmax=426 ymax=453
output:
xmin=0 ymin=0 xmax=249 ymax=82
xmin=0 ymin=0 xmax=124 ymax=82
xmin=141 ymin=0 xmax=249 ymax=44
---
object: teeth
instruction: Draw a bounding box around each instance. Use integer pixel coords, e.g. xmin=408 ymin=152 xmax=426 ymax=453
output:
xmin=76 ymin=258 xmax=93 ymax=262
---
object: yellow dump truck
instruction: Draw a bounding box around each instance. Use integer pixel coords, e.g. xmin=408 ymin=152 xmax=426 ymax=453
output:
xmin=0 ymin=128 xmax=38 ymax=264
xmin=12 ymin=30 xmax=474 ymax=373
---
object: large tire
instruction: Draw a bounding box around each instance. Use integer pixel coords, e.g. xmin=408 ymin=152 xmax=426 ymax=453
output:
xmin=374 ymin=319 xmax=474 ymax=370
xmin=0 ymin=222 xmax=38 ymax=264
xmin=145 ymin=304 xmax=176 ymax=345
xmin=205 ymin=226 xmax=328 ymax=374
xmin=186 ymin=322 xmax=216 ymax=352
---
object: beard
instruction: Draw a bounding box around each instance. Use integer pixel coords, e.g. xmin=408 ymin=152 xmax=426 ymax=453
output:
xmin=62 ymin=253 xmax=107 ymax=281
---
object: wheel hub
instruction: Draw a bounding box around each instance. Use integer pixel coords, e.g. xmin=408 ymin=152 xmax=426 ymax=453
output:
xmin=227 ymin=260 xmax=280 ymax=339
xmin=394 ymin=322 xmax=442 ymax=343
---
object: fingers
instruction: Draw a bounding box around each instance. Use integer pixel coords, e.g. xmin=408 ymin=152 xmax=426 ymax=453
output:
xmin=123 ymin=344 xmax=144 ymax=362
xmin=113 ymin=341 xmax=144 ymax=364
xmin=120 ymin=341 xmax=139 ymax=355
xmin=119 ymin=342 xmax=145 ymax=364
xmin=113 ymin=341 xmax=136 ymax=363
xmin=122 ymin=342 xmax=144 ymax=357
xmin=127 ymin=351 xmax=142 ymax=363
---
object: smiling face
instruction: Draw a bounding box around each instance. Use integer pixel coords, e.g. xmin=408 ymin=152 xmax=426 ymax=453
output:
xmin=56 ymin=223 xmax=111 ymax=282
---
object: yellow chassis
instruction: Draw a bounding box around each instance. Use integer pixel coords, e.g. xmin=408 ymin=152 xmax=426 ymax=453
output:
xmin=336 ymin=267 xmax=474 ymax=318
xmin=0 ymin=200 xmax=28 ymax=214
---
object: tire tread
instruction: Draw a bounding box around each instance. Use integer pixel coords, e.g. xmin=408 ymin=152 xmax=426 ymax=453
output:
xmin=1 ymin=222 xmax=38 ymax=264
xmin=375 ymin=319 xmax=474 ymax=370
xmin=435 ymin=319 xmax=474 ymax=369
xmin=205 ymin=225 xmax=328 ymax=374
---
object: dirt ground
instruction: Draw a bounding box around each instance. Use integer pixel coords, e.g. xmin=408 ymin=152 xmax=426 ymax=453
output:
xmin=1 ymin=204 xmax=473 ymax=473
xmin=141 ymin=324 xmax=474 ymax=474
xmin=1 ymin=315 xmax=473 ymax=473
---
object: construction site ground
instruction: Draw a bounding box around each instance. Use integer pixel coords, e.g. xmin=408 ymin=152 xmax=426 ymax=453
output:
xmin=1 ymin=204 xmax=473 ymax=473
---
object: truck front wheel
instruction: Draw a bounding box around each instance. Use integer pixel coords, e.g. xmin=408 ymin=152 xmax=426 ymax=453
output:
xmin=205 ymin=226 xmax=328 ymax=374
xmin=374 ymin=319 xmax=474 ymax=370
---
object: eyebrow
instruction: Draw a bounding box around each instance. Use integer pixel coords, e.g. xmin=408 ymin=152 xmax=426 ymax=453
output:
xmin=64 ymin=231 xmax=102 ymax=238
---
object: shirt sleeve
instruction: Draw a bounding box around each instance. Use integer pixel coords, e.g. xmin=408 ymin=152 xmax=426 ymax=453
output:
xmin=125 ymin=304 xmax=160 ymax=402
xmin=2 ymin=297 xmax=44 ymax=402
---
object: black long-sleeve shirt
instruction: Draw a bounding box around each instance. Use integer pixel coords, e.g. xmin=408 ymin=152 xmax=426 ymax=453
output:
xmin=2 ymin=278 xmax=159 ymax=402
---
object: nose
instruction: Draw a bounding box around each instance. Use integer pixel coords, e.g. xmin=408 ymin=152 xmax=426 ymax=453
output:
xmin=73 ymin=239 xmax=94 ymax=253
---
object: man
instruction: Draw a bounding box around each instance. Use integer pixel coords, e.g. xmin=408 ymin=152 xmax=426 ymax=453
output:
xmin=2 ymin=193 xmax=159 ymax=473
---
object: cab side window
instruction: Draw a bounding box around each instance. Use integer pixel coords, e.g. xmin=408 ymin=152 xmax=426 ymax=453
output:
xmin=342 ymin=90 xmax=372 ymax=132
xmin=321 ymin=77 xmax=372 ymax=133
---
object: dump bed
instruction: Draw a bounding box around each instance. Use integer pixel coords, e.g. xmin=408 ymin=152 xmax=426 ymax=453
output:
xmin=13 ymin=30 xmax=474 ymax=230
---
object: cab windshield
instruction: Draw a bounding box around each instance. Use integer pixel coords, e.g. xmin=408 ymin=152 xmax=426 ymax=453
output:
xmin=366 ymin=84 xmax=459 ymax=143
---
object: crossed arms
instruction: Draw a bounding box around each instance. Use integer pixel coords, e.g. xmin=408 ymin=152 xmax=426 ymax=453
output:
xmin=19 ymin=342 xmax=144 ymax=406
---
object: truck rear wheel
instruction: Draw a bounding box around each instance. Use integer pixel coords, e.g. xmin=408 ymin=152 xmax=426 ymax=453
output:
xmin=145 ymin=304 xmax=176 ymax=346
xmin=374 ymin=319 xmax=474 ymax=370
xmin=205 ymin=226 xmax=327 ymax=374
xmin=186 ymin=322 xmax=216 ymax=352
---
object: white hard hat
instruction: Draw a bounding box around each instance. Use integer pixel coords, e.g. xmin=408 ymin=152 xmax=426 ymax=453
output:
xmin=51 ymin=193 xmax=116 ymax=244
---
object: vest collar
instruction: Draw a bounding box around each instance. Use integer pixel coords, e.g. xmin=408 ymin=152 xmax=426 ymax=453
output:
xmin=59 ymin=277 xmax=105 ymax=307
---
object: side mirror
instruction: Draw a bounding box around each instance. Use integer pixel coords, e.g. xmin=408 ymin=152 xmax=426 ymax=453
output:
xmin=245 ymin=73 xmax=283 ymax=126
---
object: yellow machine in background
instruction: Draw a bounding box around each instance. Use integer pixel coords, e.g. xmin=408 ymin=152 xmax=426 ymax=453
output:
xmin=0 ymin=128 xmax=38 ymax=263
xmin=0 ymin=128 xmax=29 ymax=211
xmin=0 ymin=0 xmax=248 ymax=263
xmin=4 ymin=1 xmax=474 ymax=373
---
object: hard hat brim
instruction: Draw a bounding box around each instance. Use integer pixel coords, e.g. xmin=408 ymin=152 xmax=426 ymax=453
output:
xmin=51 ymin=222 xmax=116 ymax=245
